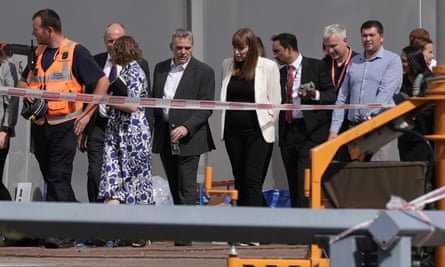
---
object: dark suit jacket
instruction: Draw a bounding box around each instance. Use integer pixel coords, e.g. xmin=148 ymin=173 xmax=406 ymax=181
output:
xmin=278 ymin=56 xmax=336 ymax=147
xmin=84 ymin=52 xmax=152 ymax=135
xmin=152 ymin=57 xmax=215 ymax=156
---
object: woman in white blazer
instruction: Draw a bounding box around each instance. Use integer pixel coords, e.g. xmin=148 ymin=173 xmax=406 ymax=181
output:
xmin=220 ymin=28 xmax=281 ymax=206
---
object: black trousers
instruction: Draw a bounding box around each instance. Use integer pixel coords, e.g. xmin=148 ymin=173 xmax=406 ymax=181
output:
xmin=159 ymin=123 xmax=200 ymax=205
xmin=280 ymin=119 xmax=314 ymax=208
xmin=224 ymin=130 xmax=273 ymax=207
xmin=86 ymin=118 xmax=106 ymax=202
xmin=32 ymin=120 xmax=77 ymax=202
xmin=0 ymin=140 xmax=11 ymax=200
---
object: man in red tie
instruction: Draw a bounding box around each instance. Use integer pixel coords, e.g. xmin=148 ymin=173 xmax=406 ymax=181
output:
xmin=271 ymin=33 xmax=336 ymax=208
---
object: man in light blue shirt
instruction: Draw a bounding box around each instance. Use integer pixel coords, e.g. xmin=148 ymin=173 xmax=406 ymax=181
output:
xmin=329 ymin=20 xmax=402 ymax=160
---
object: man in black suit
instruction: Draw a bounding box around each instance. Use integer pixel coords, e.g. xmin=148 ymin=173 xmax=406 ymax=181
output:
xmin=79 ymin=23 xmax=151 ymax=202
xmin=271 ymin=33 xmax=336 ymax=208
xmin=152 ymin=28 xmax=215 ymax=209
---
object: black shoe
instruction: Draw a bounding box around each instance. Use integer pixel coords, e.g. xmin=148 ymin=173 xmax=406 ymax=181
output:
xmin=3 ymin=237 xmax=40 ymax=247
xmin=82 ymin=239 xmax=107 ymax=247
xmin=174 ymin=241 xmax=192 ymax=246
xmin=115 ymin=239 xmax=132 ymax=247
xmin=43 ymin=237 xmax=74 ymax=248
xmin=131 ymin=239 xmax=146 ymax=248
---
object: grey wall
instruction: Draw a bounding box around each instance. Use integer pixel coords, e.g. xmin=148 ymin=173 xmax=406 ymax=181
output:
xmin=1 ymin=0 xmax=189 ymax=201
xmin=0 ymin=0 xmax=437 ymax=202
xmin=202 ymin=0 xmax=437 ymax=191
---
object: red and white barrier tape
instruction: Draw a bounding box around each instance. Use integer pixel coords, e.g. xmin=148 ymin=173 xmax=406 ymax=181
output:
xmin=0 ymin=86 xmax=395 ymax=111
xmin=330 ymin=186 xmax=445 ymax=247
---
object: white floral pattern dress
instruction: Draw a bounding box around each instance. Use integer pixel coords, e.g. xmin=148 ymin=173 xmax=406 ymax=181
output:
xmin=98 ymin=61 xmax=154 ymax=205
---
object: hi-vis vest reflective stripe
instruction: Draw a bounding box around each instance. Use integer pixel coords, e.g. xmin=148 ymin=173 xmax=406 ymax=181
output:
xmin=26 ymin=38 xmax=83 ymax=125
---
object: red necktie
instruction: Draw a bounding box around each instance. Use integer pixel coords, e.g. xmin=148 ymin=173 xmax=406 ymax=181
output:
xmin=286 ymin=65 xmax=294 ymax=123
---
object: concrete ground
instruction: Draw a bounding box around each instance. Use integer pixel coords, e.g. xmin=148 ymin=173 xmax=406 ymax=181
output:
xmin=0 ymin=241 xmax=309 ymax=267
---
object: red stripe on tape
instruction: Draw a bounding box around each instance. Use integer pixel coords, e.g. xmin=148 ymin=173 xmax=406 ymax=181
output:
xmin=199 ymin=101 xmax=216 ymax=108
xmin=8 ymin=88 xmax=26 ymax=96
xmin=229 ymin=102 xmax=245 ymax=108
xmin=42 ymin=91 xmax=61 ymax=99
xmin=140 ymin=98 xmax=156 ymax=107
xmin=75 ymin=94 xmax=94 ymax=102
xmin=108 ymin=97 xmax=126 ymax=104
xmin=257 ymin=103 xmax=273 ymax=109
xmin=171 ymin=100 xmax=186 ymax=107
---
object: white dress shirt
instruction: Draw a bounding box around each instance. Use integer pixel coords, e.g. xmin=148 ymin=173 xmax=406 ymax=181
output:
xmin=288 ymin=54 xmax=303 ymax=119
xmin=162 ymin=58 xmax=190 ymax=121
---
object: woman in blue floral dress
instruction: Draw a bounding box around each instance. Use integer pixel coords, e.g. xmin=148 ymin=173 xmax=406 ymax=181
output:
xmin=98 ymin=36 xmax=153 ymax=205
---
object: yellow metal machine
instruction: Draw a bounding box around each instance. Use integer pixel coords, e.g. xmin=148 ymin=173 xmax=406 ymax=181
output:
xmin=221 ymin=66 xmax=445 ymax=266
xmin=309 ymin=65 xmax=445 ymax=266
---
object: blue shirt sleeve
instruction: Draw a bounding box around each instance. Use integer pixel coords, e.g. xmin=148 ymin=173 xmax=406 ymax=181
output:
xmin=72 ymin=44 xmax=105 ymax=87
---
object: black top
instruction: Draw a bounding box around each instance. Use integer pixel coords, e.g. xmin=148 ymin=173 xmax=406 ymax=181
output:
xmin=224 ymin=76 xmax=258 ymax=136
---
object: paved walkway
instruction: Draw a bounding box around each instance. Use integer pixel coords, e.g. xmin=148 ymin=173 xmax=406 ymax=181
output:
xmin=0 ymin=242 xmax=309 ymax=267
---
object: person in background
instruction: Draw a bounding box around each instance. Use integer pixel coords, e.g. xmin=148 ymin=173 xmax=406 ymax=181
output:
xmin=411 ymin=37 xmax=435 ymax=71
xmin=17 ymin=8 xmax=109 ymax=248
xmin=321 ymin=24 xmax=358 ymax=161
xmin=220 ymin=28 xmax=280 ymax=207
xmin=256 ymin=36 xmax=266 ymax=57
xmin=322 ymin=24 xmax=358 ymax=93
xmin=0 ymin=44 xmax=19 ymax=200
xmin=329 ymin=20 xmax=403 ymax=161
xmin=151 ymin=28 xmax=215 ymax=246
xmin=408 ymin=28 xmax=437 ymax=69
xmin=398 ymin=46 xmax=433 ymax=162
xmin=78 ymin=23 xmax=151 ymax=203
xmin=271 ymin=33 xmax=336 ymax=208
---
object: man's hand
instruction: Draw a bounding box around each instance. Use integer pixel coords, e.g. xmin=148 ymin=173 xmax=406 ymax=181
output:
xmin=77 ymin=134 xmax=87 ymax=152
xmin=170 ymin=125 xmax=189 ymax=143
xmin=298 ymin=89 xmax=317 ymax=100
xmin=328 ymin=132 xmax=338 ymax=141
xmin=0 ymin=132 xmax=8 ymax=150
xmin=74 ymin=113 xmax=92 ymax=136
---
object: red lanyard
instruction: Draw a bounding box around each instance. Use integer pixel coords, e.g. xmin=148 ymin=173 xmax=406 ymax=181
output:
xmin=331 ymin=48 xmax=352 ymax=89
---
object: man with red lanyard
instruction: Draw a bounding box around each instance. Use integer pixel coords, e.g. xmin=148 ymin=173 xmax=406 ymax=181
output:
xmin=17 ymin=8 xmax=108 ymax=248
xmin=322 ymin=24 xmax=358 ymax=93
xmin=322 ymin=24 xmax=358 ymax=161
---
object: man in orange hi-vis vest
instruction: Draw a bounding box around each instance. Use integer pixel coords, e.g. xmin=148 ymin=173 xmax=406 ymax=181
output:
xmin=17 ymin=8 xmax=108 ymax=216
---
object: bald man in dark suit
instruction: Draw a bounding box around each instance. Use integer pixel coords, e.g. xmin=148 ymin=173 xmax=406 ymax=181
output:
xmin=80 ymin=23 xmax=151 ymax=202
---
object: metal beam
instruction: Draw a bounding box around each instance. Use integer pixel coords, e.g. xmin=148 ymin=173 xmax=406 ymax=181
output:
xmin=0 ymin=202 xmax=376 ymax=243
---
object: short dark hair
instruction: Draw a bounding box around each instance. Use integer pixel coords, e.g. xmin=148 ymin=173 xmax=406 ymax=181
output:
xmin=271 ymin=33 xmax=298 ymax=52
xmin=360 ymin=20 xmax=384 ymax=34
xmin=32 ymin=8 xmax=62 ymax=33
